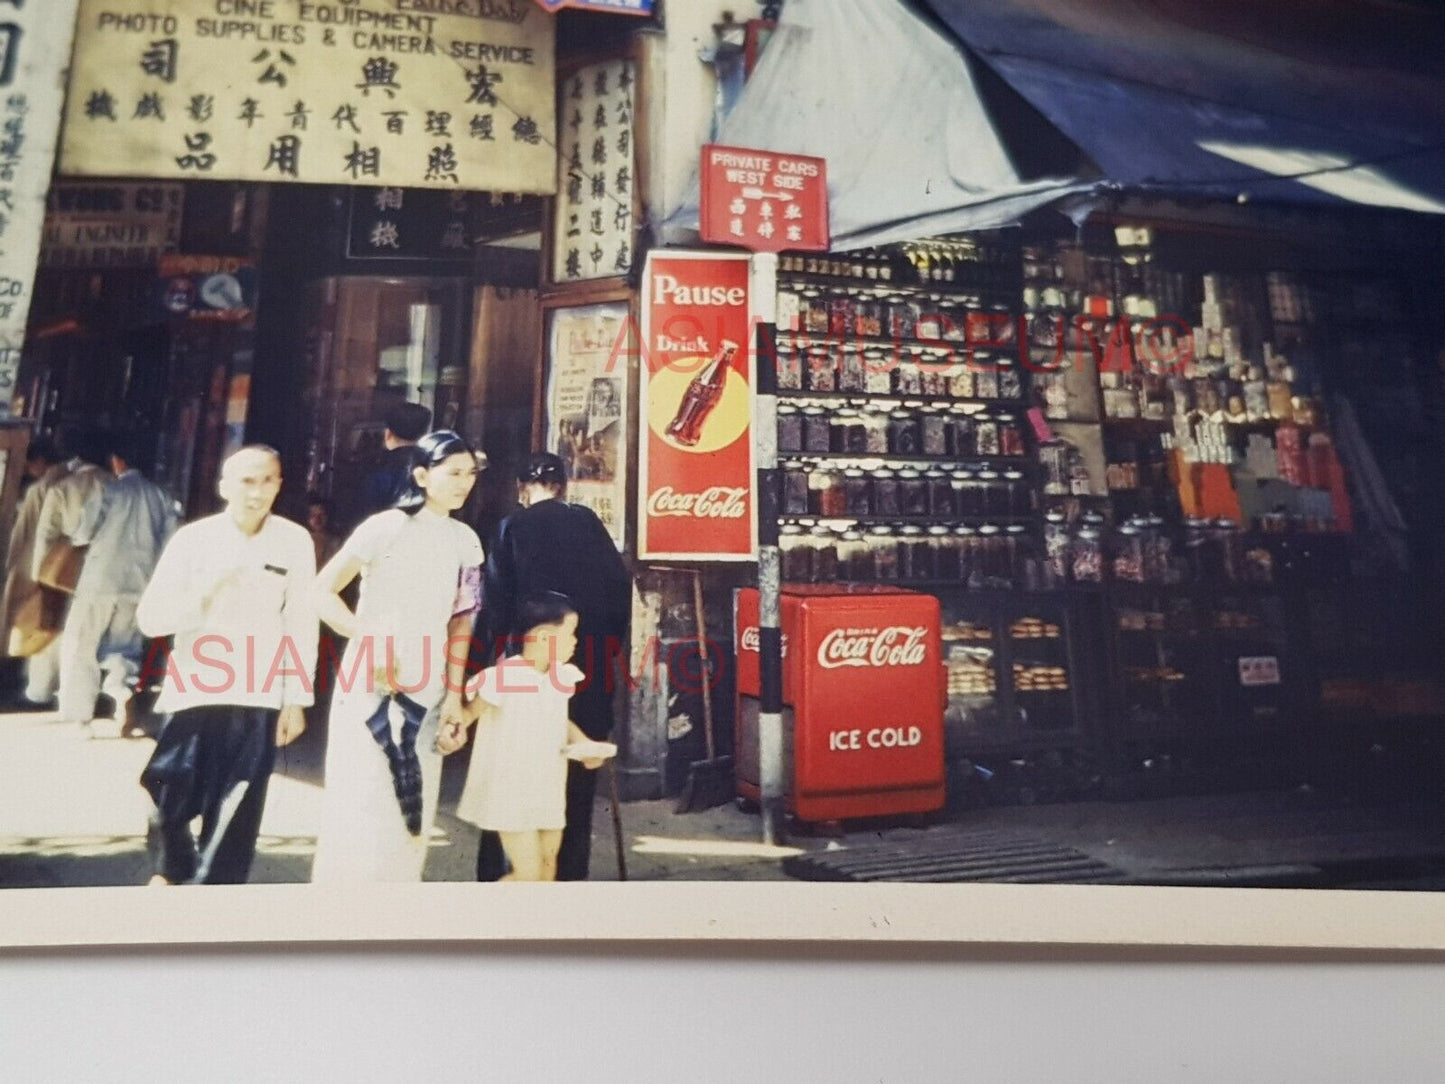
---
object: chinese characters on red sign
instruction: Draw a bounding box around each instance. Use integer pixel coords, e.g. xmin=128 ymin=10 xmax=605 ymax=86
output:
xmin=638 ymin=251 xmax=756 ymax=560
xmin=699 ymin=143 xmax=828 ymax=253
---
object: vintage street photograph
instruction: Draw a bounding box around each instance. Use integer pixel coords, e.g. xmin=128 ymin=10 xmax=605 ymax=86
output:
xmin=2 ymin=0 xmax=1445 ymax=946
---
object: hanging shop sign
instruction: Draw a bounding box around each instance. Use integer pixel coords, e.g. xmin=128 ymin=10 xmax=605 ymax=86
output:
xmin=59 ymin=0 xmax=556 ymax=193
xmin=40 ymin=181 xmax=183 ymax=269
xmin=699 ymin=143 xmax=829 ymax=253
xmin=347 ymin=187 xmax=542 ymax=260
xmin=534 ymin=0 xmax=653 ymax=14
xmin=551 ymin=58 xmax=635 ymax=282
xmin=638 ymin=250 xmax=755 ymax=561
xmin=546 ymin=301 xmax=632 ymax=550
xmin=156 ymin=254 xmax=257 ymax=322
xmin=0 ymin=0 xmax=81 ymax=416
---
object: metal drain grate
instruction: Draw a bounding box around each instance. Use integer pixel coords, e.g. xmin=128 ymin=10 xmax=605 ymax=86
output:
xmin=783 ymin=830 xmax=1126 ymax=884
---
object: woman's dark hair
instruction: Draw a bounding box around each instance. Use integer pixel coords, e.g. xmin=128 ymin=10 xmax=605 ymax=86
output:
xmin=518 ymin=452 xmax=567 ymax=490
xmin=515 ymin=590 xmax=578 ymax=636
xmin=394 ymin=429 xmax=477 ymax=515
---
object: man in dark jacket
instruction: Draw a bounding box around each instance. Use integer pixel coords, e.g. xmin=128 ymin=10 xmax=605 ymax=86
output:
xmin=360 ymin=402 xmax=432 ymax=520
xmin=475 ymin=453 xmax=631 ymax=881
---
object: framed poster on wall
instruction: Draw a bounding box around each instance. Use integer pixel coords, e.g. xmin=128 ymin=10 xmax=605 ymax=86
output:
xmin=545 ymin=301 xmax=632 ymax=549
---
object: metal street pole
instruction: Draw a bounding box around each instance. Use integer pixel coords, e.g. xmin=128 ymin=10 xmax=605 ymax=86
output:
xmin=750 ymin=251 xmax=786 ymax=846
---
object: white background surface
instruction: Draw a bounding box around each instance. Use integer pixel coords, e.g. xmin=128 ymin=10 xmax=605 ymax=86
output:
xmin=3 ymin=945 xmax=1444 ymax=1081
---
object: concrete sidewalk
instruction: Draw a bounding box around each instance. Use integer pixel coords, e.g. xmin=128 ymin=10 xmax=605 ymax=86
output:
xmin=5 ymin=705 xmax=1445 ymax=889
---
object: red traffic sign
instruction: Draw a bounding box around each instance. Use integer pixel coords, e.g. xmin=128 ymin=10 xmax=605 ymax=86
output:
xmin=699 ymin=143 xmax=829 ymax=253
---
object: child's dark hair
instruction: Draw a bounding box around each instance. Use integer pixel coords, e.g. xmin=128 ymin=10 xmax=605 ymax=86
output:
xmin=394 ymin=429 xmax=477 ymax=515
xmin=515 ymin=590 xmax=578 ymax=635
xmin=517 ymin=452 xmax=568 ymax=490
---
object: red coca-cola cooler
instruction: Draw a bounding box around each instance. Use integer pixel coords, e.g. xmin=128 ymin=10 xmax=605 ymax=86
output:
xmin=734 ymin=585 xmax=945 ymax=822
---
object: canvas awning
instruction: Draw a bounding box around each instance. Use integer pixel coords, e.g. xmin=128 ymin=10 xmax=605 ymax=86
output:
xmin=660 ymin=0 xmax=1092 ymax=251
xmin=920 ymin=0 xmax=1445 ymax=214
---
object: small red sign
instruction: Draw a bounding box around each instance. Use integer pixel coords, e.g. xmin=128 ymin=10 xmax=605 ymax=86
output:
xmin=699 ymin=143 xmax=829 ymax=253
xmin=638 ymin=251 xmax=755 ymax=561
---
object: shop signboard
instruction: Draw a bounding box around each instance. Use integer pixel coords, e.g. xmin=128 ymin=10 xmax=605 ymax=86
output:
xmin=638 ymin=250 xmax=755 ymax=561
xmin=347 ymin=187 xmax=541 ymax=260
xmin=0 ymin=0 xmax=81 ymax=416
xmin=156 ymin=254 xmax=257 ymax=322
xmin=545 ymin=301 xmax=631 ymax=550
xmin=1238 ymin=655 xmax=1282 ymax=687
xmin=699 ymin=143 xmax=829 ymax=253
xmin=59 ymin=0 xmax=556 ymax=193
xmin=533 ymin=0 xmax=653 ymax=14
xmin=40 ymin=181 xmax=183 ymax=269
xmin=551 ymin=58 xmax=635 ymax=282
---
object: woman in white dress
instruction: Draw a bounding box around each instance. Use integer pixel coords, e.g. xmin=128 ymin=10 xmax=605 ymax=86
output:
xmin=311 ymin=430 xmax=483 ymax=883
xmin=454 ymin=592 xmax=609 ymax=881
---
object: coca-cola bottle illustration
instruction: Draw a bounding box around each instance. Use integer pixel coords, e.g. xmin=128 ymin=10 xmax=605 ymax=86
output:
xmin=666 ymin=339 xmax=737 ymax=446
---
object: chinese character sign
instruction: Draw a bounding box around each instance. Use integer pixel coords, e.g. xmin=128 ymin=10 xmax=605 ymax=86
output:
xmin=60 ymin=0 xmax=556 ymax=193
xmin=638 ymin=251 xmax=756 ymax=561
xmin=551 ymin=58 xmax=635 ymax=282
xmin=699 ymin=143 xmax=829 ymax=253
xmin=0 ymin=0 xmax=81 ymax=416
xmin=41 ymin=181 xmax=184 ymax=269
xmin=546 ymin=302 xmax=631 ymax=549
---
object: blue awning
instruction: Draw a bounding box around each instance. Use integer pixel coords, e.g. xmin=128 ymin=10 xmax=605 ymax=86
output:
xmin=920 ymin=0 xmax=1445 ymax=213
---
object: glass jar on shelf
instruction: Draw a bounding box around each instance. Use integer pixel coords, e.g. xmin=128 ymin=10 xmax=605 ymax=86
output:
xmin=1071 ymin=525 xmax=1104 ymax=583
xmin=843 ymin=468 xmax=872 ymax=516
xmin=953 ymin=525 xmax=978 ymax=583
xmin=951 ymin=469 xmax=980 ymax=516
xmin=782 ymin=464 xmax=810 ymax=515
xmin=810 ymin=526 xmax=839 ymax=583
xmin=932 ymin=525 xmax=961 ymax=581
xmin=810 ymin=467 xmax=847 ymax=517
xmin=844 ymin=409 xmax=871 ymax=454
xmin=802 ymin=407 xmax=830 ymax=453
xmin=802 ymin=289 xmax=829 ymax=335
xmin=777 ymin=404 xmax=803 ymax=453
xmin=1043 ymin=511 xmax=1069 ymax=584
xmin=997 ymin=413 xmax=1025 ymax=457
xmin=872 ymin=468 xmax=900 ymax=517
xmin=1006 ymin=524 xmax=1030 ymax=585
xmin=888 ymin=409 xmax=920 ymax=455
xmin=806 ymin=345 xmax=836 ymax=392
xmin=1141 ymin=515 xmax=1171 ymax=583
xmin=997 ymin=356 xmax=1023 ymax=400
xmin=1039 ymin=441 xmax=1070 ymax=496
xmin=838 ymin=529 xmax=870 ymax=581
xmin=776 ymin=339 xmax=804 ymax=391
xmin=868 ymin=525 xmax=900 ymax=581
xmin=975 ymin=355 xmax=1001 ymax=400
xmin=1003 ymin=469 xmax=1030 ymax=515
xmin=863 ymin=347 xmax=894 ymax=395
xmin=920 ymin=407 xmax=949 ymax=456
xmin=1212 ymin=518 xmax=1243 ymax=582
xmin=897 ymin=468 xmax=929 ymax=517
xmin=978 ymin=469 xmax=1007 ymax=516
xmin=780 ymin=524 xmax=811 ymax=582
xmin=948 ymin=406 xmax=977 ymax=457
xmin=949 ymin=356 xmax=976 ymax=400
xmin=975 ymin=414 xmax=1001 ymax=456
xmin=838 ymin=343 xmax=867 ymax=393
xmin=896 ymin=358 xmax=924 ymax=397
xmin=926 ymin=469 xmax=954 ymax=517
xmin=863 ymin=412 xmax=889 ymax=454
xmin=887 ymin=294 xmax=919 ymax=340
xmin=977 ymin=524 xmax=1005 ymax=584
xmin=777 ymin=284 xmax=802 ymax=333
xmin=897 ymin=525 xmax=929 ymax=580
xmin=920 ymin=350 xmax=951 ymax=397
xmin=1113 ymin=521 xmax=1146 ymax=583
xmin=828 ymin=295 xmax=854 ymax=340
xmin=853 ymin=294 xmax=883 ymax=338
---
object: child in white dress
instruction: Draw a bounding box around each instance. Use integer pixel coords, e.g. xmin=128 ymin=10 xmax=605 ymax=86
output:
xmin=450 ymin=592 xmax=608 ymax=881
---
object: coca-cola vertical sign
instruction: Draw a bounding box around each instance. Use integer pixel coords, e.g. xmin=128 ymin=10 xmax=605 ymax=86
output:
xmin=639 ymin=250 xmax=756 ymax=560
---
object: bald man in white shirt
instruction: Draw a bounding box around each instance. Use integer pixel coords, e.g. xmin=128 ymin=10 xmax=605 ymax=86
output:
xmin=137 ymin=445 xmax=317 ymax=885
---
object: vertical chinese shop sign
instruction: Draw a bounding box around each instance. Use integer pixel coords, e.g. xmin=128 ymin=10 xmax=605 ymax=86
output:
xmin=0 ymin=0 xmax=80 ymax=415
xmin=638 ymin=251 xmax=755 ymax=560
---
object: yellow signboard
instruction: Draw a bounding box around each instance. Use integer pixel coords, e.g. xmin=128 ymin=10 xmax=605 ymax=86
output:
xmin=60 ymin=0 xmax=556 ymax=193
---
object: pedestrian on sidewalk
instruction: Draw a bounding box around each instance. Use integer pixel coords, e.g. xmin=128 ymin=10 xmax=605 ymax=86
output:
xmin=57 ymin=432 xmax=178 ymax=735
xmin=136 ymin=445 xmax=317 ymax=885
xmin=473 ymin=452 xmax=631 ymax=882
xmin=27 ymin=429 xmax=109 ymax=703
xmin=1 ymin=435 xmax=68 ymax=708
xmin=449 ymin=592 xmax=610 ymax=881
xmin=359 ymin=401 xmax=432 ymax=522
xmin=311 ymin=430 xmax=483 ymax=883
